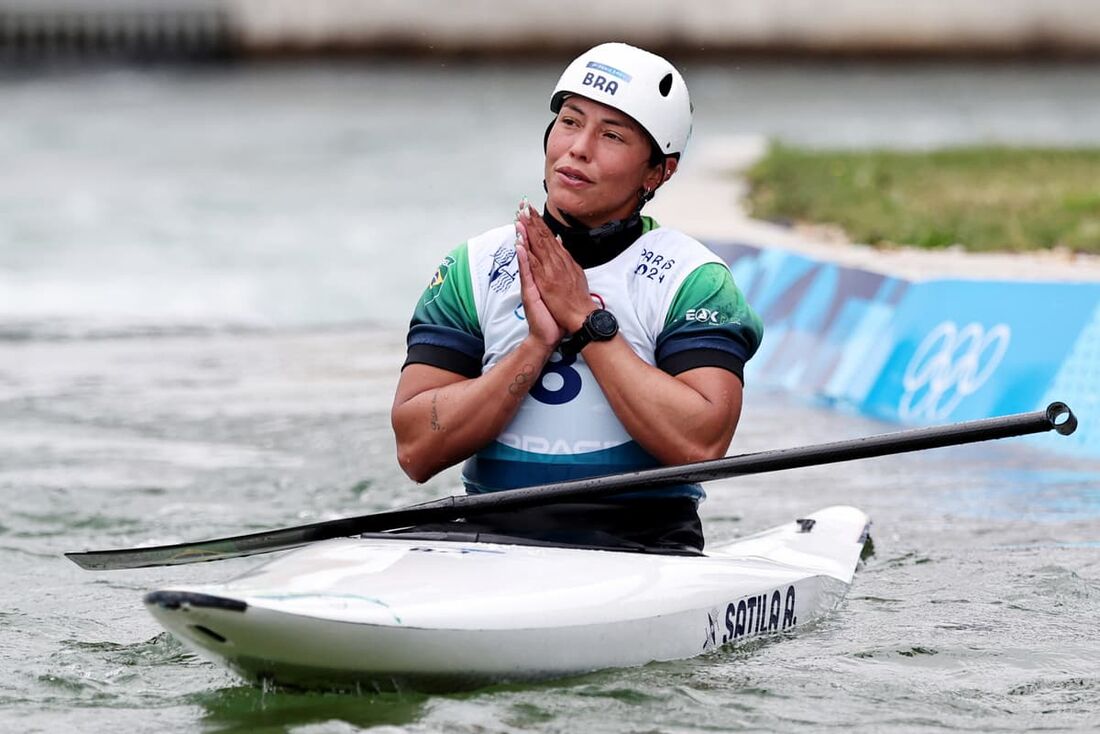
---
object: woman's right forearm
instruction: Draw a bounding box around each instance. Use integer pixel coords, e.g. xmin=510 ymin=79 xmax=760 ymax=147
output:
xmin=391 ymin=337 xmax=554 ymax=482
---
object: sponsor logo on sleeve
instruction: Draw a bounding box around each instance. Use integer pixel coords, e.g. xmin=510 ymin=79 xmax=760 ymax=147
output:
xmin=685 ymin=308 xmax=722 ymax=324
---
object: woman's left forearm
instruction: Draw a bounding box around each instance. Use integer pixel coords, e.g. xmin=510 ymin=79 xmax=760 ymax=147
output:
xmin=581 ymin=337 xmax=743 ymax=465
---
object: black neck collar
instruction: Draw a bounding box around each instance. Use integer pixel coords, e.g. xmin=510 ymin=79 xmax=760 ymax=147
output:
xmin=542 ymin=207 xmax=644 ymax=269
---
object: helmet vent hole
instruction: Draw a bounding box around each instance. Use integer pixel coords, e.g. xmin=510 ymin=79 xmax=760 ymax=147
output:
xmin=658 ymin=73 xmax=673 ymax=97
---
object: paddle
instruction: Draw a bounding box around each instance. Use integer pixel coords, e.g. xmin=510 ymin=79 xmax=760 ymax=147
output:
xmin=66 ymin=401 xmax=1077 ymax=571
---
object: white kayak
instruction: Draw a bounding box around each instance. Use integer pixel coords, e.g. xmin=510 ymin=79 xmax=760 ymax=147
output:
xmin=145 ymin=505 xmax=870 ymax=690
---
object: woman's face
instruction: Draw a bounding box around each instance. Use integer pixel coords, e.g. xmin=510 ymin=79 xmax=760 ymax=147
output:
xmin=544 ymin=95 xmax=668 ymax=228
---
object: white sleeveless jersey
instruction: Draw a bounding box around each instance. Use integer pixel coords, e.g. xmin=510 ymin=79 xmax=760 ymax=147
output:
xmin=405 ymin=218 xmax=763 ymax=497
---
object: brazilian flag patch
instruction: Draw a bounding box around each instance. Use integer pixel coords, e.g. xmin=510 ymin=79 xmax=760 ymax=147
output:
xmin=425 ymin=255 xmax=456 ymax=303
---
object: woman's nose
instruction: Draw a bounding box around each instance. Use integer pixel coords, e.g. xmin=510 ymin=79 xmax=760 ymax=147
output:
xmin=568 ymin=130 xmax=594 ymax=161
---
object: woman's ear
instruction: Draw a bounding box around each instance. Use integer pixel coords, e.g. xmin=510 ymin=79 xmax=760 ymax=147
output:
xmin=662 ymin=157 xmax=678 ymax=183
xmin=646 ymin=157 xmax=678 ymax=193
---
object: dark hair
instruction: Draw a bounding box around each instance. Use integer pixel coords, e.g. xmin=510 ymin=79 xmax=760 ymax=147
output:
xmin=646 ymin=140 xmax=665 ymax=167
xmin=647 ymin=138 xmax=677 ymax=168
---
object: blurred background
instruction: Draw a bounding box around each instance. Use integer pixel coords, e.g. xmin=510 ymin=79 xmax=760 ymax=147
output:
xmin=3 ymin=3 xmax=1100 ymax=733
xmin=3 ymin=0 xmax=1100 ymax=337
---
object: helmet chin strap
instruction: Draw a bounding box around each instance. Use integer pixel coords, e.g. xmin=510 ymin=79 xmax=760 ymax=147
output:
xmin=556 ymin=207 xmax=642 ymax=243
xmin=541 ymin=202 xmax=644 ymax=270
xmin=541 ymin=162 xmax=664 ymax=244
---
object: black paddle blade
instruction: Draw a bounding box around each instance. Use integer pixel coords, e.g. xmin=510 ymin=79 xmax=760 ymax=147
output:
xmin=65 ymin=498 xmax=457 ymax=570
xmin=65 ymin=402 xmax=1076 ymax=571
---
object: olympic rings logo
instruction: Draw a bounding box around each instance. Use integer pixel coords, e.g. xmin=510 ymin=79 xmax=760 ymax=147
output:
xmin=899 ymin=321 xmax=1011 ymax=421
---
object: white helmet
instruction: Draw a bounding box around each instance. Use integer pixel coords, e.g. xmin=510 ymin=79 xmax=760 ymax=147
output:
xmin=550 ymin=42 xmax=693 ymax=158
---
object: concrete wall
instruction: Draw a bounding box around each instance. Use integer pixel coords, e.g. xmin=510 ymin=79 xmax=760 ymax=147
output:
xmin=4 ymin=0 xmax=1100 ymax=58
xmin=0 ymin=0 xmax=232 ymax=60
xmin=230 ymin=0 xmax=1100 ymax=55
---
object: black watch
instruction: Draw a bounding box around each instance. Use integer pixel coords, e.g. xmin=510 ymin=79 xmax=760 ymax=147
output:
xmin=559 ymin=309 xmax=618 ymax=355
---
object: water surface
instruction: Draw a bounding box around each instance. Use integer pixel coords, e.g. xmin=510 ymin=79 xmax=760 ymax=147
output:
xmin=2 ymin=61 xmax=1099 ymax=732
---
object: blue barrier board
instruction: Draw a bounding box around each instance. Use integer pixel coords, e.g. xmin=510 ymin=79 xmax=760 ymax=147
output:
xmin=711 ymin=241 xmax=1100 ymax=457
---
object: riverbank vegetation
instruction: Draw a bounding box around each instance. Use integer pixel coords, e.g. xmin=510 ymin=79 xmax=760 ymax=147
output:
xmin=744 ymin=145 xmax=1100 ymax=253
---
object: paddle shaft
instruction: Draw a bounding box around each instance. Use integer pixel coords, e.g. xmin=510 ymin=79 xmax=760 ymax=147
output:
xmin=66 ymin=402 xmax=1076 ymax=570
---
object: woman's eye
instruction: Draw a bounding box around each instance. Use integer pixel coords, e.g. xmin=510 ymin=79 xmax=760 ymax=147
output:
xmin=604 ymin=132 xmax=623 ymax=142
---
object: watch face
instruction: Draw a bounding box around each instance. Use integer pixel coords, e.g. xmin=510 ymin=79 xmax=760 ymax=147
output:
xmin=588 ymin=309 xmax=618 ymax=339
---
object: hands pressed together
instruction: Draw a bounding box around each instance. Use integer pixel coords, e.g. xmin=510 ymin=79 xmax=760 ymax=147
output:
xmin=514 ymin=199 xmax=597 ymax=349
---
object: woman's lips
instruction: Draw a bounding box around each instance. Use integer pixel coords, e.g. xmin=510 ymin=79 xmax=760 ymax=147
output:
xmin=555 ymin=167 xmax=594 ymax=187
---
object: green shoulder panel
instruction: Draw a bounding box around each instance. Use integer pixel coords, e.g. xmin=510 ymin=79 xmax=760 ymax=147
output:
xmin=411 ymin=243 xmax=481 ymax=335
xmin=661 ymin=262 xmax=764 ymax=356
xmin=641 ymin=216 xmax=659 ymax=234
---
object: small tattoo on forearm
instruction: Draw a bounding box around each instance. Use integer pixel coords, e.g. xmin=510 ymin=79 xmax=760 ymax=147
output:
xmin=430 ymin=393 xmax=443 ymax=432
xmin=508 ymin=364 xmax=536 ymax=396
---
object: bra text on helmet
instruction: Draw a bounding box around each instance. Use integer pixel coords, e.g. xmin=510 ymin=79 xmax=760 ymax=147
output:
xmin=582 ymin=73 xmax=618 ymax=96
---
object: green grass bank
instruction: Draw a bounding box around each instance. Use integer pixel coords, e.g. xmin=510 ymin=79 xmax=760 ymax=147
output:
xmin=744 ymin=145 xmax=1100 ymax=253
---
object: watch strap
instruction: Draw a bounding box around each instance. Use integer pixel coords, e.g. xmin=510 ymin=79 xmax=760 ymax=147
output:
xmin=558 ymin=326 xmax=592 ymax=356
xmin=559 ymin=309 xmax=616 ymax=355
